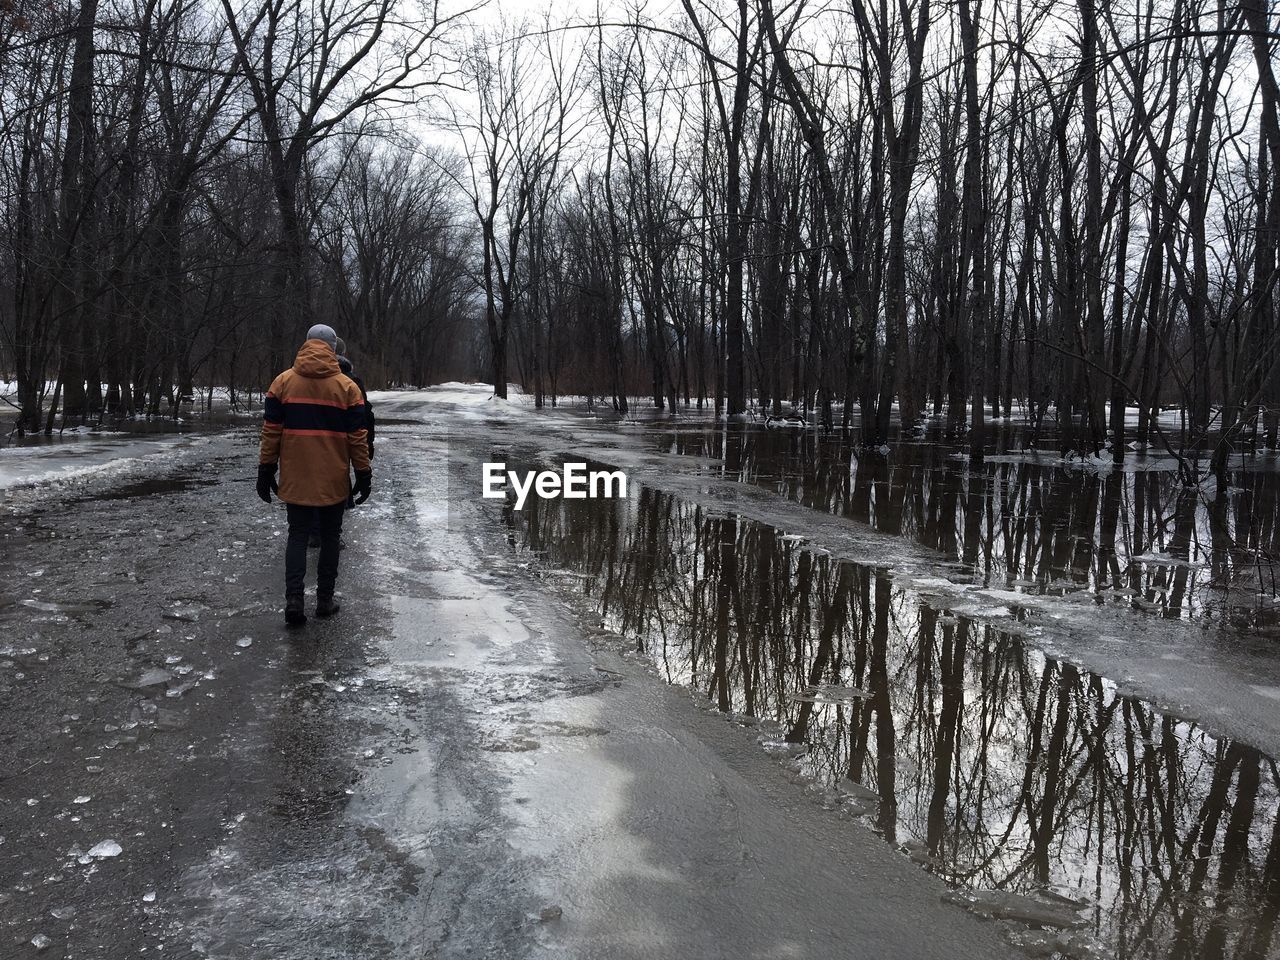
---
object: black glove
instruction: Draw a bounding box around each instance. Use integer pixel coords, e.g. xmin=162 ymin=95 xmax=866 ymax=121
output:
xmin=367 ymin=440 xmax=374 ymax=462
xmin=257 ymin=463 xmax=279 ymax=503
xmin=352 ymin=469 xmax=372 ymax=505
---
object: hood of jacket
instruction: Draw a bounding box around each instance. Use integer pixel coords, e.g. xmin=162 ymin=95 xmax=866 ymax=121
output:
xmin=292 ymin=339 xmax=340 ymax=378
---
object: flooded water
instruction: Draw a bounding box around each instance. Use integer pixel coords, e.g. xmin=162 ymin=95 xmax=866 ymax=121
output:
xmin=633 ymin=422 xmax=1280 ymax=631
xmin=0 ymin=401 xmax=251 ymax=492
xmin=495 ymin=447 xmax=1280 ymax=960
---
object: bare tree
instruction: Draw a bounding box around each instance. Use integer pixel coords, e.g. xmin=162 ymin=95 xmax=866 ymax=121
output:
xmin=447 ymin=18 xmax=581 ymax=399
xmin=220 ymin=0 xmax=460 ymax=367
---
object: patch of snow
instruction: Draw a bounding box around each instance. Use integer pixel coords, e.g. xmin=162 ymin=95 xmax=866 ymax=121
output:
xmin=0 ymin=434 xmax=196 ymax=491
xmin=1131 ymin=552 xmax=1205 ymax=569
xmin=790 ymin=684 xmax=872 ymax=704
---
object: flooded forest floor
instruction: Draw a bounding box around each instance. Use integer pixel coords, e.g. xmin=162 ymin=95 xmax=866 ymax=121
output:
xmin=2 ymin=384 xmax=1278 ymax=960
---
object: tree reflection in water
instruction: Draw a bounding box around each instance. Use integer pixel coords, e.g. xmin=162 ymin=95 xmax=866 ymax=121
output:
xmin=642 ymin=422 xmax=1280 ymax=630
xmin=504 ymin=472 xmax=1280 ymax=960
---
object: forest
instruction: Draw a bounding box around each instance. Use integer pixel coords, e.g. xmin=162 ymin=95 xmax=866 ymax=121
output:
xmin=3 ymin=1 xmax=1280 ymax=947
xmin=1 ymin=0 xmax=1278 ymax=473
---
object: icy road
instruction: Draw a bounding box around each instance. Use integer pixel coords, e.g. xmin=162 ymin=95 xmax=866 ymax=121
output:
xmin=0 ymin=395 xmax=1021 ymax=959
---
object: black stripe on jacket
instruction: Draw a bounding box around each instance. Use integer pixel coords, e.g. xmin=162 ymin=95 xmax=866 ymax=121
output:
xmin=281 ymin=402 xmax=366 ymax=434
xmin=264 ymin=393 xmax=285 ymax=425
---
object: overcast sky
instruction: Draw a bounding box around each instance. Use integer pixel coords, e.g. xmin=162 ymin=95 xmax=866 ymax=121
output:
xmin=469 ymin=0 xmax=633 ymax=26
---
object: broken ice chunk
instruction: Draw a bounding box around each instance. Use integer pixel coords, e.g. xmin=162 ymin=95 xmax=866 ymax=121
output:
xmin=165 ymin=680 xmax=198 ymax=698
xmin=31 ymin=933 xmax=52 ymax=951
xmin=86 ymin=839 xmax=122 ymax=859
xmin=142 ymin=891 xmax=156 ymax=903
xmin=72 ymin=796 xmax=90 ymax=805
xmin=837 ymin=777 xmax=881 ymax=803
xmin=790 ymin=683 xmax=872 ymax=704
xmin=123 ymin=668 xmax=171 ymax=690
xmin=943 ymin=889 xmax=1084 ymax=929
xmin=236 ymin=637 xmax=252 ymax=648
xmin=163 ymin=603 xmax=204 ymax=622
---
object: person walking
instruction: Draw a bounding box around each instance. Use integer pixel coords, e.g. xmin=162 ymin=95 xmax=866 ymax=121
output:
xmin=257 ymin=324 xmax=372 ymax=625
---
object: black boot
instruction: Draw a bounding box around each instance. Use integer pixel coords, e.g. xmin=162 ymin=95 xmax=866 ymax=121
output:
xmin=285 ymin=594 xmax=307 ymax=626
xmin=316 ymin=595 xmax=340 ymax=618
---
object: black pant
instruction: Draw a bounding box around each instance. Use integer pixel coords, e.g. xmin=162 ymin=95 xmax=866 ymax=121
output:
xmin=285 ymin=502 xmax=345 ymax=598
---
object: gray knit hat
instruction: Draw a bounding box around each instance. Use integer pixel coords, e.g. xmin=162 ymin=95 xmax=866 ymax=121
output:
xmin=306 ymin=324 xmax=338 ymax=350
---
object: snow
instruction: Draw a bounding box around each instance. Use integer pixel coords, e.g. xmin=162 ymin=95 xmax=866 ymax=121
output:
xmin=1131 ymin=552 xmax=1206 ymax=569
xmin=943 ymin=889 xmax=1086 ymax=930
xmin=791 ymin=684 xmax=872 ymax=703
xmin=369 ymin=381 xmax=529 ymax=416
xmin=984 ymin=449 xmax=1180 ymax=473
xmin=0 ymin=434 xmax=198 ymax=491
xmin=976 ymin=587 xmax=1048 ymax=607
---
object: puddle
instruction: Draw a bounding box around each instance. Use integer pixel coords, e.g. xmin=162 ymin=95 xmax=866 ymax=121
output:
xmin=632 ymin=421 xmax=1280 ymax=630
xmin=498 ymin=472 xmax=1280 ymax=960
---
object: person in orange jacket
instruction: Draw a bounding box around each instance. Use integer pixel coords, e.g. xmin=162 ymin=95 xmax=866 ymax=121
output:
xmin=256 ymin=324 xmax=372 ymax=625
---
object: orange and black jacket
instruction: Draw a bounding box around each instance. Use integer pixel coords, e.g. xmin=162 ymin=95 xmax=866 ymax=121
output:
xmin=259 ymin=339 xmax=371 ymax=506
